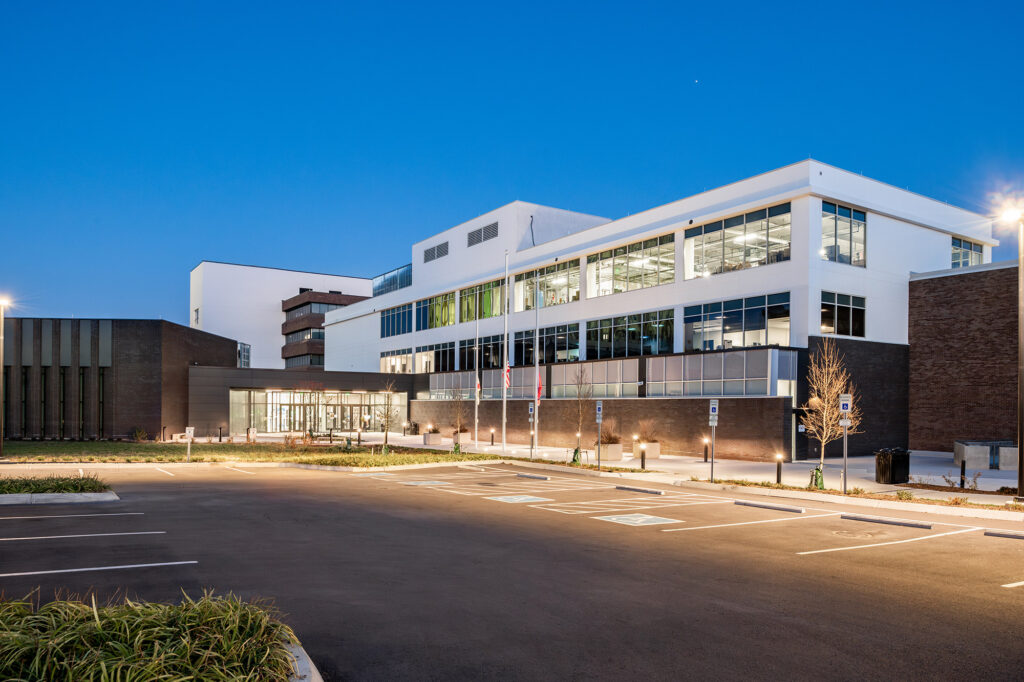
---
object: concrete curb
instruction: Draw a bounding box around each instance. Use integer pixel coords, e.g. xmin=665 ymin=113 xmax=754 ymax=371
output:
xmin=0 ymin=491 xmax=120 ymax=506
xmin=287 ymin=643 xmax=323 ymax=682
xmin=673 ymin=480 xmax=1024 ymax=522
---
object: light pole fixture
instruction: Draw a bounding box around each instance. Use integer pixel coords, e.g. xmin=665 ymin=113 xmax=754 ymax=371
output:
xmin=0 ymin=297 xmax=9 ymax=459
xmin=1000 ymin=203 xmax=1024 ymax=502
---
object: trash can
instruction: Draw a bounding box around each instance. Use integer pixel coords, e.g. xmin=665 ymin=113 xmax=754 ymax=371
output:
xmin=875 ymin=448 xmax=910 ymax=484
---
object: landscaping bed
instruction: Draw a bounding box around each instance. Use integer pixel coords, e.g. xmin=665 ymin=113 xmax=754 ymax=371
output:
xmin=0 ymin=593 xmax=298 ymax=681
xmin=905 ymin=482 xmax=1018 ymax=496
xmin=0 ymin=474 xmax=109 ymax=495
xmin=700 ymin=477 xmax=1024 ymax=512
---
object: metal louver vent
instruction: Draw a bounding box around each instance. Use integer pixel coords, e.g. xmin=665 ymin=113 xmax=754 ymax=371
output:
xmin=467 ymin=222 xmax=499 ymax=247
xmin=424 ymin=241 xmax=449 ymax=263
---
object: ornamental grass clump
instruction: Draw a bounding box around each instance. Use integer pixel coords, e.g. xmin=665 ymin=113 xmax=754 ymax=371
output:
xmin=0 ymin=592 xmax=298 ymax=681
xmin=0 ymin=474 xmax=109 ymax=495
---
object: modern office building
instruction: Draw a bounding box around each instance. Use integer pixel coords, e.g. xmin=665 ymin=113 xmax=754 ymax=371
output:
xmin=323 ymin=160 xmax=994 ymax=460
xmin=1 ymin=318 xmax=238 ymax=440
xmin=190 ymin=261 xmax=371 ymax=370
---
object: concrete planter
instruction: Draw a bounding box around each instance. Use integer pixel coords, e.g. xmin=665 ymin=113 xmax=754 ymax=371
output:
xmin=632 ymin=442 xmax=661 ymax=459
xmin=423 ymin=433 xmax=442 ymax=446
xmin=599 ymin=443 xmax=623 ymax=461
xmin=998 ymin=447 xmax=1019 ymax=471
xmin=452 ymin=431 xmax=469 ymax=445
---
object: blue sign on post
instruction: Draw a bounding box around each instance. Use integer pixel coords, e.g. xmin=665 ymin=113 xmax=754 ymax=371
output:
xmin=709 ymin=399 xmax=719 ymax=416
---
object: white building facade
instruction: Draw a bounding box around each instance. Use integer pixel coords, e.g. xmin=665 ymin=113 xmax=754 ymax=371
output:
xmin=190 ymin=261 xmax=371 ymax=370
xmin=324 ymin=160 xmax=993 ymax=398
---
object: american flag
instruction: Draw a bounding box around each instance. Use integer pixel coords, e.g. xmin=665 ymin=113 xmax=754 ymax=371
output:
xmin=504 ymin=362 xmax=511 ymax=389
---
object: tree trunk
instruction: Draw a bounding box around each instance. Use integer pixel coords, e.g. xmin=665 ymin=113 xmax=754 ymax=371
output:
xmin=819 ymin=438 xmax=825 ymax=467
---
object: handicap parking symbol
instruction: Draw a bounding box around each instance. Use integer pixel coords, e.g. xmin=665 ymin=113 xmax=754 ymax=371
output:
xmin=594 ymin=513 xmax=682 ymax=526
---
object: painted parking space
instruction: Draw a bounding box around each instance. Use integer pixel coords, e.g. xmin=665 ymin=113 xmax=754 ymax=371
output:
xmin=485 ymin=495 xmax=554 ymax=503
xmin=399 ymin=480 xmax=453 ymax=486
xmin=534 ymin=493 xmax=729 ymax=515
xmin=594 ymin=513 xmax=684 ymax=527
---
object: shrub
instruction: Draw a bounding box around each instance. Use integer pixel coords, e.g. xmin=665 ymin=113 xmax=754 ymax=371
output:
xmin=0 ymin=592 xmax=297 ymax=680
xmin=0 ymin=474 xmax=109 ymax=494
xmin=596 ymin=418 xmax=621 ymax=445
xmin=896 ymin=490 xmax=914 ymax=501
xmin=637 ymin=419 xmax=658 ymax=443
xmin=131 ymin=427 xmax=148 ymax=442
xmin=849 ymin=487 xmax=865 ymax=495
xmin=426 ymin=425 xmax=441 ymax=434
xmin=946 ymin=495 xmax=969 ymax=506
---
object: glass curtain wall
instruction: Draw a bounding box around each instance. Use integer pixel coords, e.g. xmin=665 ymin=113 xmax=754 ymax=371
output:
xmin=683 ymin=203 xmax=791 ymax=279
xmin=460 ymin=280 xmax=505 ymax=322
xmin=458 ymin=335 xmax=504 ymax=371
xmin=585 ymin=309 xmax=673 ymax=360
xmin=683 ymin=292 xmax=790 ymax=351
xmin=415 ymin=342 xmax=455 ymax=373
xmin=586 ymin=235 xmax=674 ymax=298
xmin=230 ymin=389 xmax=408 ymax=435
xmin=379 ymin=349 xmax=413 ymax=373
xmin=513 ymin=261 xmax=581 ymax=311
xmin=821 ymin=202 xmax=866 ymax=266
xmin=416 ymin=292 xmax=457 ymax=330
xmin=513 ymin=324 xmax=580 ymax=366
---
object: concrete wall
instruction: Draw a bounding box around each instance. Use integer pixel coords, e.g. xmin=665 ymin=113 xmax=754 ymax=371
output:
xmin=908 ymin=264 xmax=1017 ymax=451
xmin=409 ymin=396 xmax=793 ymax=462
xmin=190 ymin=262 xmax=371 ymax=369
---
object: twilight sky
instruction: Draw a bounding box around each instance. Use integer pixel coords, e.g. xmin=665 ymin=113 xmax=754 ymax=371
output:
xmin=1 ymin=0 xmax=1022 ymax=323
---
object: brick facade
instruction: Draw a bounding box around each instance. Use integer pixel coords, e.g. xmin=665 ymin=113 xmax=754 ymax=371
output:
xmin=410 ymin=396 xmax=793 ymax=461
xmin=908 ymin=265 xmax=1017 ymax=451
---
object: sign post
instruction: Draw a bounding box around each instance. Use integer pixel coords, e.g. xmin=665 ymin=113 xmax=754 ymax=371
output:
xmin=185 ymin=426 xmax=195 ymax=463
xmin=528 ymin=403 xmax=535 ymax=460
xmin=709 ymin=400 xmax=719 ymax=482
xmin=839 ymin=394 xmax=852 ymax=494
xmin=596 ymin=401 xmax=603 ymax=472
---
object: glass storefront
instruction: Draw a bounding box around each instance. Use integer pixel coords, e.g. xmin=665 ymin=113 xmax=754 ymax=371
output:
xmin=229 ymin=389 xmax=407 ymax=435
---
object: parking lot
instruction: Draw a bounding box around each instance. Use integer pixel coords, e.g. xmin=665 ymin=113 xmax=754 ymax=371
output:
xmin=1 ymin=462 xmax=1023 ymax=679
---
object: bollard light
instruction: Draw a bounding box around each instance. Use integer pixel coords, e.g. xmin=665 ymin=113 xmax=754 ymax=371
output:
xmin=775 ymin=453 xmax=783 ymax=484
xmin=640 ymin=442 xmax=647 ymax=470
xmin=402 ymin=421 xmax=408 ymax=436
xmin=490 ymin=427 xmax=495 ymax=446
xmin=703 ymin=437 xmax=710 ymax=463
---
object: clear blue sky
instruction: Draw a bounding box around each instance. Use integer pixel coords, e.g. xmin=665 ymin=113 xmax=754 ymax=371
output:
xmin=2 ymin=1 xmax=1022 ymax=323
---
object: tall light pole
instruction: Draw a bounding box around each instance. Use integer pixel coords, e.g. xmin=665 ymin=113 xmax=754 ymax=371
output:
xmin=0 ymin=297 xmax=9 ymax=460
xmin=1002 ymin=206 xmax=1024 ymax=502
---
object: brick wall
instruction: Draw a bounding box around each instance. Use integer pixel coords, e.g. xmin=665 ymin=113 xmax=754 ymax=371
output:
xmin=796 ymin=337 xmax=909 ymax=460
xmin=908 ymin=265 xmax=1016 ymax=451
xmin=410 ymin=396 xmax=793 ymax=461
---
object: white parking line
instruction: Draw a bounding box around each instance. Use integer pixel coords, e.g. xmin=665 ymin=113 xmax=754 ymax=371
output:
xmin=797 ymin=527 xmax=983 ymax=555
xmin=0 ymin=512 xmax=144 ymax=521
xmin=1002 ymin=580 xmax=1024 ymax=589
xmin=0 ymin=531 xmax=165 ymax=542
xmin=662 ymin=512 xmax=842 ymax=532
xmin=0 ymin=560 xmax=198 ymax=579
xmin=224 ymin=466 xmax=256 ymax=475
xmin=155 ymin=468 xmax=175 ymax=477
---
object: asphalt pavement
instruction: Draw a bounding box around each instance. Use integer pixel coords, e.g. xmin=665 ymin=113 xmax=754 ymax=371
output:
xmin=1 ymin=463 xmax=1022 ymax=680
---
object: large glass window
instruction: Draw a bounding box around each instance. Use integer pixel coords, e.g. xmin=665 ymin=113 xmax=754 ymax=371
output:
xmin=586 ymin=234 xmax=674 ymax=298
xmin=372 ymin=264 xmax=412 ymax=296
xmin=951 ymin=238 xmax=983 ymax=268
xmin=460 ymin=279 xmax=505 ymax=322
xmin=416 ymin=292 xmax=456 ymax=330
xmin=285 ymin=354 xmax=325 ymax=368
xmin=380 ymin=348 xmax=412 ymax=373
xmin=380 ymin=303 xmax=412 ymax=338
xmin=821 ymin=201 xmax=866 ymax=267
xmin=514 ymin=261 xmax=581 ymax=311
xmin=684 ymin=203 xmax=790 ymax=279
xmin=683 ymin=292 xmax=790 ymax=351
xmin=513 ymin=324 xmax=580 ymax=366
xmin=821 ymin=291 xmax=865 ymax=337
xmin=286 ymin=328 xmax=326 ymax=344
xmin=584 ymin=309 xmax=673 ymax=359
xmin=285 ymin=302 xmax=342 ymax=320
xmin=415 ymin=342 xmax=455 ymax=373
xmin=230 ymin=389 xmax=407 ymax=435
xmin=459 ymin=335 xmax=505 ymax=370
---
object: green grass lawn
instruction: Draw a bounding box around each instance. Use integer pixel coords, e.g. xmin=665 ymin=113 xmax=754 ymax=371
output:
xmin=0 ymin=474 xmax=110 ymax=494
xmin=0 ymin=440 xmax=649 ymax=471
xmin=0 ymin=593 xmax=297 ymax=680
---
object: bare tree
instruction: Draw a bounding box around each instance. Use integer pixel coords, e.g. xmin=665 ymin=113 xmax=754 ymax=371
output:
xmin=572 ymin=365 xmax=594 ymax=463
xmin=799 ymin=338 xmax=863 ymax=467
xmin=449 ymin=388 xmax=468 ymax=453
xmin=375 ymin=378 xmax=401 ymax=454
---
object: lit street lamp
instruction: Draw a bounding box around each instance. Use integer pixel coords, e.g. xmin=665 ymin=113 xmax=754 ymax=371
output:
xmin=0 ymin=297 xmax=8 ymax=459
xmin=776 ymin=453 xmax=784 ymax=484
xmin=702 ymin=437 xmax=709 ymax=463
xmin=1001 ymin=203 xmax=1024 ymax=502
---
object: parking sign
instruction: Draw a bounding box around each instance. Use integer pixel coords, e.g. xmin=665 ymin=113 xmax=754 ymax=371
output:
xmin=709 ymin=399 xmax=719 ymax=416
xmin=596 ymin=401 xmax=603 ymax=423
xmin=839 ymin=394 xmax=852 ymax=414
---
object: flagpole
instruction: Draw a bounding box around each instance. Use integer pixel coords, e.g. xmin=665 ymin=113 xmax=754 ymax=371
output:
xmin=501 ymin=251 xmax=509 ymax=454
xmin=533 ymin=271 xmax=540 ymax=457
xmin=474 ymin=288 xmax=479 ymax=445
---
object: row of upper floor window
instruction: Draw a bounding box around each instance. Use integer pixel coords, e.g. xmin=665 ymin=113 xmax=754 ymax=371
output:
xmin=285 ymin=302 xmax=343 ymax=320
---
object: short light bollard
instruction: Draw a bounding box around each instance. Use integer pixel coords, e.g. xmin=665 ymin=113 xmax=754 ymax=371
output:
xmin=490 ymin=428 xmax=495 ymax=446
xmin=640 ymin=443 xmax=647 ymax=470
xmin=357 ymin=429 xmax=362 ymax=446
xmin=703 ymin=437 xmax=709 ymax=463
xmin=776 ymin=453 xmax=783 ymax=484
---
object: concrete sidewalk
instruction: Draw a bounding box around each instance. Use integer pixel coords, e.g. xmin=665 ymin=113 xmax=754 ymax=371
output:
xmin=341 ymin=431 xmax=1018 ymax=501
